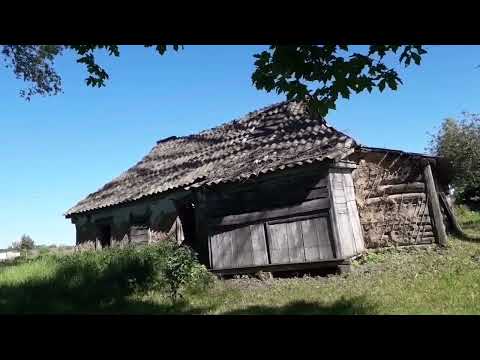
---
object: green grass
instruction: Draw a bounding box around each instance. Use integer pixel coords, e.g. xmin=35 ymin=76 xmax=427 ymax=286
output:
xmin=1 ymin=207 xmax=480 ymax=314
xmin=126 ymin=240 xmax=480 ymax=315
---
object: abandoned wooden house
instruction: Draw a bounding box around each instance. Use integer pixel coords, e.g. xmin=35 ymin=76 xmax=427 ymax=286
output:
xmin=65 ymin=101 xmax=451 ymax=274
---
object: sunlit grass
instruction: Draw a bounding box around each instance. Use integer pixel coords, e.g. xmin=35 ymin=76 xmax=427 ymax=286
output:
xmin=0 ymin=256 xmax=58 ymax=285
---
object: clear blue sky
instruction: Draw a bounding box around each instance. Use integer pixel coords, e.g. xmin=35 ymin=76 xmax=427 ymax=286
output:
xmin=1 ymin=45 xmax=479 ymax=248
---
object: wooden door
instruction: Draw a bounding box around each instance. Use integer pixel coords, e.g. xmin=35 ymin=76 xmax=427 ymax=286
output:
xmin=209 ymin=223 xmax=268 ymax=269
xmin=209 ymin=213 xmax=334 ymax=270
xmin=266 ymin=214 xmax=334 ymax=264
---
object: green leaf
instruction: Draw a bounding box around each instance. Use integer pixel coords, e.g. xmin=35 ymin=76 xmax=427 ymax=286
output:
xmin=339 ymin=86 xmax=350 ymax=99
xmin=386 ymin=77 xmax=398 ymax=90
xmin=412 ymin=53 xmax=421 ymax=65
xmin=378 ymin=79 xmax=386 ymax=92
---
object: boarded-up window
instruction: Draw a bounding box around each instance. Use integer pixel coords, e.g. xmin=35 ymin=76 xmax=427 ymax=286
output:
xmin=129 ymin=225 xmax=150 ymax=245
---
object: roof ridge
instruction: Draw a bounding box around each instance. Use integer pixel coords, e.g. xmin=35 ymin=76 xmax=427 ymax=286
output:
xmin=198 ymin=100 xmax=293 ymax=133
xmin=156 ymin=135 xmax=178 ymax=144
xmin=153 ymin=100 xmax=292 ymax=145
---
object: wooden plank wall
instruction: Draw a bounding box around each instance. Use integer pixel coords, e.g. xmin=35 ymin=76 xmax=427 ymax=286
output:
xmin=266 ymin=214 xmax=334 ymax=264
xmin=210 ymin=223 xmax=268 ymax=269
xmin=129 ymin=225 xmax=150 ymax=245
xmin=424 ymin=163 xmax=448 ymax=246
xmin=328 ymin=165 xmax=365 ymax=259
xmin=205 ymin=165 xmax=336 ymax=270
xmin=204 ymin=164 xmax=331 ymax=219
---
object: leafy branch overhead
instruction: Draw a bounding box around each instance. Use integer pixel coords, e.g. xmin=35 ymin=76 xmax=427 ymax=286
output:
xmin=251 ymin=45 xmax=427 ymax=116
xmin=1 ymin=45 xmax=64 ymax=100
xmin=69 ymin=45 xmax=183 ymax=87
xmin=0 ymin=45 xmax=426 ymax=116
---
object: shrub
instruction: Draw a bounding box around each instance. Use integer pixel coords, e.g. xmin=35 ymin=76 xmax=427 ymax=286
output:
xmin=143 ymin=240 xmax=214 ymax=302
xmin=162 ymin=244 xmax=200 ymax=302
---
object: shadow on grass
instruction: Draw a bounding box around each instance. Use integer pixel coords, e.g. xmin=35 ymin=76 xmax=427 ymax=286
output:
xmin=221 ymin=297 xmax=376 ymax=315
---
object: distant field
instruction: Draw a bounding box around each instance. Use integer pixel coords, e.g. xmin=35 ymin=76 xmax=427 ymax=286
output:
xmin=1 ymin=207 xmax=480 ymax=314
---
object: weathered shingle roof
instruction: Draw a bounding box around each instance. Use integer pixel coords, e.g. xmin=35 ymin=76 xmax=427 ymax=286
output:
xmin=65 ymin=101 xmax=356 ymax=216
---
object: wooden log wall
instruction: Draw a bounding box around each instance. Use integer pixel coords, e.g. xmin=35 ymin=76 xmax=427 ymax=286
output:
xmin=348 ymin=151 xmax=436 ymax=248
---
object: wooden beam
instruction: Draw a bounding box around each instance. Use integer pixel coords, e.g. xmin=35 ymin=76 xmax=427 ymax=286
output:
xmin=365 ymin=193 xmax=426 ymax=206
xmin=375 ymin=182 xmax=425 ymax=195
xmin=423 ymin=163 xmax=448 ymax=246
xmin=330 ymin=160 xmax=357 ymax=170
xmin=209 ymin=258 xmax=346 ymax=275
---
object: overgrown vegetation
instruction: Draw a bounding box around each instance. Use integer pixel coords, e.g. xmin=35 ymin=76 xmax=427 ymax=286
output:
xmin=0 ymin=240 xmax=213 ymax=313
xmin=1 ymin=209 xmax=480 ymax=314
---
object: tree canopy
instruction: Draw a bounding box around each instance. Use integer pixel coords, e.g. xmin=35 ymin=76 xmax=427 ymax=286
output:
xmin=1 ymin=45 xmax=427 ymax=117
xmin=429 ymin=113 xmax=480 ymax=204
xmin=12 ymin=234 xmax=35 ymax=251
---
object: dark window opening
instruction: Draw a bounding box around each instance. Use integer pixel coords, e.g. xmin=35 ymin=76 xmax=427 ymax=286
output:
xmin=177 ymin=202 xmax=196 ymax=247
xmin=98 ymin=224 xmax=111 ymax=248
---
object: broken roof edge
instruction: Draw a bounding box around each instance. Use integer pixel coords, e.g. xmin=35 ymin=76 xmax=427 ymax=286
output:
xmin=63 ymin=177 xmax=199 ymax=219
xmin=357 ymin=145 xmax=452 ymax=187
xmin=357 ymin=145 xmax=440 ymax=160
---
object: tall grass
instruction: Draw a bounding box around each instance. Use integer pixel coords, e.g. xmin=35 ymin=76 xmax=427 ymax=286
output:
xmin=0 ymin=241 xmax=213 ymax=313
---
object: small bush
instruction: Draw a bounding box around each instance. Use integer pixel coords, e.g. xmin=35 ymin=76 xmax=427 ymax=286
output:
xmin=187 ymin=262 xmax=214 ymax=294
xmin=161 ymin=245 xmax=199 ymax=301
xmin=143 ymin=240 xmax=214 ymax=302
